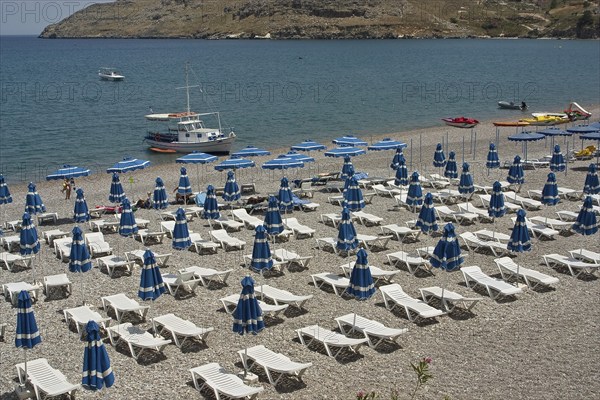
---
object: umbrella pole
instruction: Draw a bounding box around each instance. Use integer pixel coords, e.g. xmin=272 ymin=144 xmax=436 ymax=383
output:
xmin=22 ymin=348 xmax=28 ymax=388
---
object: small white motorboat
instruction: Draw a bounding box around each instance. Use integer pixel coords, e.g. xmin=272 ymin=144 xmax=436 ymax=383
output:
xmin=98 ymin=67 xmax=125 ymax=81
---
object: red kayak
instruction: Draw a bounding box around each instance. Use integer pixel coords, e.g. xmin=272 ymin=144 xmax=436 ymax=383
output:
xmin=442 ymin=117 xmax=479 ymax=128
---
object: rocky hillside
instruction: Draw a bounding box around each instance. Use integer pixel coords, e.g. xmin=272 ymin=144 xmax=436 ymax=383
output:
xmin=40 ymin=0 xmax=600 ymax=39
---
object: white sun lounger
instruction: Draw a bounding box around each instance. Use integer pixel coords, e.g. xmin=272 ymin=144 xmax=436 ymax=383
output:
xmin=315 ymin=237 xmax=344 ymax=255
xmin=190 ymin=363 xmax=263 ymax=399
xmin=335 ymin=313 xmax=408 ymax=349
xmin=115 ymin=213 xmax=150 ymax=228
xmin=88 ymin=219 xmax=120 ymax=233
xmin=107 ymin=323 xmax=171 ymax=360
xmin=340 ymin=261 xmax=398 ymax=284
xmin=15 ymin=358 xmax=80 ymax=400
xmin=1 ymin=234 xmax=20 ymax=252
xmin=151 ymin=313 xmax=213 ymax=348
xmin=272 ymin=248 xmax=313 ymax=269
xmin=161 ymin=269 xmax=202 ymax=296
xmin=494 ymin=257 xmax=559 ymax=289
xmin=4 ymin=220 xmax=22 ymax=231
xmin=231 ymin=208 xmax=264 ymax=229
xmin=416 ymin=246 xmax=435 ymax=258
xmin=311 ymin=273 xmax=350 ymax=296
xmin=125 ymin=249 xmax=171 ymax=267
xmin=457 ymin=202 xmax=494 ymax=222
xmin=556 ymin=210 xmax=579 ymax=221
xmin=372 ymin=184 xmax=401 ymax=197
xmin=210 ymin=229 xmax=246 ymax=251
xmin=504 ymin=191 xmax=543 ymax=210
xmin=436 ymin=205 xmax=479 ymax=225
xmin=41 ymin=229 xmax=68 ymax=245
xmin=510 ymin=217 xmax=560 ymax=239
xmin=2 ymin=282 xmax=41 ymax=306
xmin=0 ymin=252 xmax=33 ymax=272
xmin=84 ymin=232 xmax=113 ymax=258
xmin=459 ymin=232 xmax=509 ymax=256
xmin=473 ymin=184 xmax=493 ymax=194
xmin=189 ymin=232 xmax=220 ymax=254
xmin=97 ymin=255 xmax=135 ymax=278
xmin=386 ymin=251 xmax=432 ymax=276
xmin=461 ymin=266 xmax=522 ymax=300
xmin=542 ymin=253 xmax=600 ymax=277
xmin=209 ymin=215 xmax=245 ymax=231
xmin=42 ymin=273 xmax=72 ymax=297
xmin=380 ymin=224 xmax=421 ymax=241
xmin=101 ymin=293 xmax=150 ymax=323
xmin=528 ymin=216 xmax=571 ymax=231
xmin=35 ymin=212 xmax=58 ymax=225
xmin=479 ymin=194 xmax=520 ymax=212
xmin=357 ymin=233 xmax=392 ymax=251
xmin=352 ymin=211 xmax=384 ymax=226
xmin=296 ymin=325 xmax=368 ymax=358
xmin=219 ymin=294 xmax=288 ymax=317
xmin=419 ymin=286 xmax=482 ymax=313
xmin=160 ymin=220 xmax=192 ymax=238
xmin=473 ymin=229 xmax=511 ymax=243
xmin=63 ymin=305 xmax=111 ymax=338
xmin=238 ymin=345 xmax=312 ymax=385
xmin=53 ymin=237 xmax=72 ymax=262
xmin=255 ymin=284 xmax=313 ymax=310
xmin=134 ymin=229 xmax=167 ymax=245
xmin=568 ymin=249 xmax=600 ymax=264
xmin=379 ymin=284 xmax=445 ymax=322
xmin=284 ymin=218 xmax=316 ymax=238
xmin=184 ymin=266 xmax=232 ymax=287
xmin=243 ymin=255 xmax=288 ymax=275
xmin=319 ymin=213 xmax=344 ymax=227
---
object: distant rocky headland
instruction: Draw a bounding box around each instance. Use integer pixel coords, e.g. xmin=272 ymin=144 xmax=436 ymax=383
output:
xmin=40 ymin=0 xmax=600 ymax=39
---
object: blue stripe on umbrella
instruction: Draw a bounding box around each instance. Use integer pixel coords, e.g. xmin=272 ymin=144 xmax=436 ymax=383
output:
xmin=549 ymin=145 xmax=566 ymax=172
xmin=250 ymin=225 xmax=273 ymax=273
xmin=82 ymin=320 xmax=115 ymax=390
xmin=153 ymin=177 xmax=169 ymax=209
xmin=347 ymin=248 xmax=376 ymax=300
xmin=69 ymin=226 xmax=92 ymax=272
xmin=430 ymin=223 xmax=464 ymax=271
xmin=333 ymin=135 xmax=368 ymax=147
xmin=394 ymin=157 xmax=409 ymax=186
xmin=176 ymin=151 xmax=218 ymax=164
xmin=390 ymin=148 xmax=405 ymax=170
xmin=20 ymin=213 xmax=40 ymax=255
xmin=46 ymin=165 xmax=91 ymax=180
xmin=281 ymin=151 xmax=315 ymax=163
xmin=324 ymin=147 xmax=366 ymax=157
xmin=233 ymin=276 xmax=264 ymax=335
xmin=458 ymin=163 xmax=474 ymax=195
xmin=172 ymin=208 xmax=192 ymax=250
xmin=232 ymin=146 xmax=271 ymax=157
xmin=444 ymin=152 xmax=458 ymax=179
xmin=74 ymin=188 xmax=90 ymax=223
xmin=178 ymin=167 xmax=193 ymax=195
xmin=290 ymin=140 xmax=327 ymax=152
xmin=583 ymin=164 xmax=600 ymax=195
xmin=507 ymin=155 xmax=525 ymax=184
xmin=202 ymin=185 xmax=221 ymax=220
xmin=25 ymin=183 xmax=46 ymax=215
xmin=343 ymin=175 xmax=365 ymax=211
xmin=262 ymin=157 xmax=304 ymax=170
xmin=214 ymin=156 xmax=256 ymax=171
xmin=0 ymin=174 xmax=13 ymax=204
xmin=368 ymin=138 xmax=407 ymax=151
xmin=223 ymin=171 xmax=241 ymax=202
xmin=416 ymin=192 xmax=438 ymax=234
xmin=541 ymin=173 xmax=560 ymax=206
xmin=106 ymin=157 xmax=150 ymax=173
xmin=263 ymin=196 xmax=284 ymax=235
xmin=337 ymin=207 xmax=359 ymax=252
xmin=341 ymin=156 xmax=354 ymax=180
xmin=138 ymin=249 xmax=166 ymax=301
xmin=118 ymin=198 xmax=138 ymax=237
xmin=406 ymin=171 xmax=423 ymax=209
xmin=486 ymin=143 xmax=500 ymax=169
xmin=572 ymin=196 xmax=598 ymax=236
xmin=278 ymin=177 xmax=294 ymax=212
xmin=433 ymin=143 xmax=446 ymax=168
xmin=488 ymin=181 xmax=506 ymax=218
xmin=109 ymin=173 xmax=126 ymax=204
xmin=508 ymin=209 xmax=532 ymax=252
xmin=16 ymin=290 xmax=41 ymax=348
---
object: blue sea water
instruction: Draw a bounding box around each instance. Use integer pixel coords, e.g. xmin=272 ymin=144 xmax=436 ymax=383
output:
xmin=0 ymin=37 xmax=599 ymax=181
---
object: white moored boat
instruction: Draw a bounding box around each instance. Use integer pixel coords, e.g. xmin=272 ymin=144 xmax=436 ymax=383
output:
xmin=98 ymin=67 xmax=125 ymax=81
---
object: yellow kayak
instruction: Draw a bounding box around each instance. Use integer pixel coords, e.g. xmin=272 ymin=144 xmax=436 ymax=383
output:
xmin=519 ymin=115 xmax=569 ymax=126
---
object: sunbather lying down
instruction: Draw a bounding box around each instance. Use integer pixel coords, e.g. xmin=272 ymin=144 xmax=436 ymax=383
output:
xmin=575 ymin=146 xmax=596 ymax=157
xmin=246 ymin=196 xmax=267 ymax=205
xmin=172 ymin=191 xmax=195 ymax=204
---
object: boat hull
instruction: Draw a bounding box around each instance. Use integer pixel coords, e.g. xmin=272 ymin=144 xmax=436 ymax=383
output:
xmin=99 ymin=75 xmax=124 ymax=81
xmin=498 ymin=101 xmax=523 ymax=110
xmin=145 ymin=136 xmax=235 ymax=154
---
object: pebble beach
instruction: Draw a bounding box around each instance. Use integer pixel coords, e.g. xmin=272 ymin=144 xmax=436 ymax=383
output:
xmin=1 ymin=110 xmax=599 ymax=400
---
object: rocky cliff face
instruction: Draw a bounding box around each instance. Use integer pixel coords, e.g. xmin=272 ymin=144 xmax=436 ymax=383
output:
xmin=39 ymin=0 xmax=599 ymax=39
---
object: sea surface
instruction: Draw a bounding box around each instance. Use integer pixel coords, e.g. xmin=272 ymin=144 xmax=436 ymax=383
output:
xmin=0 ymin=37 xmax=599 ymax=181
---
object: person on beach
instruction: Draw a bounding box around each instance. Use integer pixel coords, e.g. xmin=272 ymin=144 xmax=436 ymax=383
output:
xmin=61 ymin=178 xmax=72 ymax=200
xmin=135 ymin=192 xmax=152 ymax=209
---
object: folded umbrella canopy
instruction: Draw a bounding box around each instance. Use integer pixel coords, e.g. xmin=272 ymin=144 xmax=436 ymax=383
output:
xmin=347 ymin=249 xmax=376 ymax=300
xmin=232 ymin=275 xmax=264 ymax=376
xmin=572 ymin=196 xmax=598 ymax=236
xmin=394 ymin=157 xmax=409 ymax=187
xmin=201 ymin=185 xmax=221 ymax=221
xmin=343 ymin=175 xmax=365 ymax=212
xmin=153 ymin=177 xmax=169 ymax=210
xmin=250 ymin=225 xmax=274 ymax=273
xmin=81 ymin=320 xmax=115 ymax=391
xmin=549 ymin=145 xmax=566 ymax=172
xmin=278 ymin=177 xmax=294 ymax=213
xmin=430 ymin=223 xmax=463 ymax=272
xmin=583 ymin=164 xmax=600 ymax=195
xmin=433 ymin=143 xmax=446 ymax=168
xmin=507 ymin=155 xmax=525 ymax=186
xmin=46 ymin=165 xmax=91 ymax=181
xmin=118 ymin=198 xmax=138 ymax=237
xmin=507 ymin=209 xmax=532 ymax=253
xmin=263 ymin=195 xmax=284 ymax=236
xmin=390 ymin=148 xmax=405 ymax=170
xmin=444 ymin=151 xmax=458 ymax=179
xmin=69 ymin=225 xmax=92 ymax=305
xmin=341 ymin=156 xmax=355 ymax=180
xmin=25 ymin=183 xmax=45 ymax=215
xmin=458 ymin=162 xmax=474 ymax=196
xmin=108 ymin=173 xmax=126 ymax=204
xmin=177 ymin=167 xmax=193 ymax=196
xmin=222 ymin=171 xmax=241 ymax=203
xmin=20 ymin=212 xmax=40 ymax=256
xmin=73 ymin=188 xmax=90 ymax=223
xmin=172 ymin=208 xmax=192 ymax=250
xmin=138 ymin=250 xmax=166 ymax=301
xmin=416 ymin=192 xmax=438 ymax=235
xmin=486 ymin=143 xmax=500 ymax=170
xmin=406 ymin=171 xmax=423 ymax=211
xmin=15 ymin=290 xmax=41 ymax=388
xmin=488 ymin=181 xmax=506 ymax=219
xmin=0 ymin=174 xmax=13 ymax=204
xmin=541 ymin=173 xmax=560 ymax=206
xmin=337 ymin=207 xmax=359 ymax=253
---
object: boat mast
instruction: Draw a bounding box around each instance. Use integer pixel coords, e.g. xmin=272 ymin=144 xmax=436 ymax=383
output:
xmin=176 ymin=62 xmax=199 ymax=114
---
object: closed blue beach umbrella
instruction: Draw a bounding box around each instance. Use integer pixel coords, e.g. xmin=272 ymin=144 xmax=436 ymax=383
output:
xmin=153 ymin=177 xmax=169 ymax=210
xmin=458 ymin=163 xmax=474 ymax=195
xmin=368 ymin=138 xmax=406 ymax=151
xmin=488 ymin=181 xmax=506 ymax=219
xmin=172 ymin=208 xmax=192 ymax=250
xmin=222 ymin=171 xmax=241 ymax=203
xmin=337 ymin=207 xmax=359 ymax=253
xmin=507 ymin=155 xmax=525 ymax=185
xmin=406 ymin=171 xmax=423 ymax=211
xmin=69 ymin=226 xmax=92 ymax=273
xmin=549 ymin=145 xmax=566 ymax=172
xmin=416 ymin=193 xmax=438 ymax=235
xmin=202 ymin=185 xmax=221 ymax=221
xmin=46 ymin=165 xmax=91 ymax=181
xmin=73 ymin=188 xmax=90 ymax=223
xmin=108 ymin=173 xmax=125 ymax=204
xmin=232 ymin=145 xmax=271 ymax=157
xmin=250 ymin=225 xmax=273 ymax=273
xmin=232 ymin=276 xmax=264 ymax=335
xmin=507 ymin=209 xmax=532 ymax=253
xmin=444 ymin=151 xmax=458 ymax=179
xmin=583 ymin=164 xmax=600 ymax=195
xmin=138 ymin=249 xmax=166 ymax=301
xmin=394 ymin=157 xmax=409 ymax=186
xmin=541 ymin=173 xmax=560 ymax=206
xmin=341 ymin=156 xmax=354 ymax=180
xmin=106 ymin=157 xmax=150 ymax=173
xmin=16 ymin=290 xmax=41 ymax=383
xmin=25 ymin=183 xmax=45 ymax=215
xmin=486 ymin=143 xmax=500 ymax=170
xmin=433 ymin=143 xmax=446 ymax=168
xmin=347 ymin=249 xmax=375 ymax=300
xmin=263 ymin=196 xmax=284 ymax=236
xmin=390 ymin=148 xmax=405 ymax=170
xmin=118 ymin=198 xmax=138 ymax=237
xmin=333 ymin=135 xmax=368 ymax=147
xmin=0 ymin=174 xmax=13 ymax=204
xmin=572 ymin=196 xmax=598 ymax=236
xmin=20 ymin=213 xmax=40 ymax=256
xmin=82 ymin=320 xmax=114 ymax=391
xmin=178 ymin=167 xmax=193 ymax=195
xmin=344 ymin=175 xmax=365 ymax=212
xmin=290 ymin=140 xmax=327 ymax=152
xmin=430 ymin=223 xmax=463 ymax=272
xmin=278 ymin=177 xmax=294 ymax=212
xmin=324 ymin=146 xmax=366 ymax=158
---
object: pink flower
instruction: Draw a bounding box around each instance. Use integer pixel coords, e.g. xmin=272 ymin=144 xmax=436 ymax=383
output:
xmin=424 ymin=356 xmax=433 ymax=364
xmin=357 ymin=390 xmax=365 ymax=398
